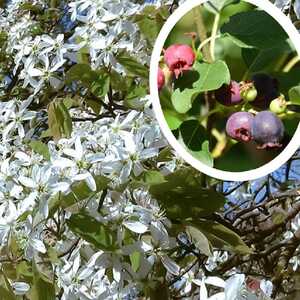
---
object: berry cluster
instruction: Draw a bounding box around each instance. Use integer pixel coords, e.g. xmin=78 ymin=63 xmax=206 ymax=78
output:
xmin=216 ymin=75 xmax=286 ymax=149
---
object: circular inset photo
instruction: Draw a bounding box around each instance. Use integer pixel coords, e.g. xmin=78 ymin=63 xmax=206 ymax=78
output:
xmin=150 ymin=0 xmax=300 ymax=181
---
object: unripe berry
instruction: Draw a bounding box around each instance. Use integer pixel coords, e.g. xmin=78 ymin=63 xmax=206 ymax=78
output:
xmin=269 ymin=95 xmax=287 ymax=114
xmin=226 ymin=112 xmax=254 ymax=142
xmin=157 ymin=68 xmax=165 ymax=91
xmin=164 ymin=44 xmax=195 ymax=78
xmin=215 ymin=81 xmax=243 ymax=106
xmin=251 ymin=111 xmax=284 ymax=149
xmin=240 ymin=82 xmax=258 ymax=102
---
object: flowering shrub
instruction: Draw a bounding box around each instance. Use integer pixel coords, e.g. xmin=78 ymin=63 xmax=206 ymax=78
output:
xmin=158 ymin=1 xmax=300 ymax=171
xmin=0 ymin=0 xmax=300 ymax=300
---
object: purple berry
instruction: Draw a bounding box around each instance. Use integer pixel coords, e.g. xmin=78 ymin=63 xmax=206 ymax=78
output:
xmin=251 ymin=73 xmax=279 ymax=109
xmin=251 ymin=111 xmax=284 ymax=149
xmin=226 ymin=112 xmax=254 ymax=142
xmin=215 ymin=81 xmax=243 ymax=106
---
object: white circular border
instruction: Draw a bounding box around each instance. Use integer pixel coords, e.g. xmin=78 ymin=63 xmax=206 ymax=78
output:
xmin=150 ymin=0 xmax=300 ymax=181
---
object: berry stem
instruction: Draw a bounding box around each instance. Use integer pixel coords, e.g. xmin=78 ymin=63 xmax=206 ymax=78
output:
xmin=192 ymin=6 xmax=212 ymax=63
xmin=283 ymin=55 xmax=300 ymax=73
xmin=210 ymin=12 xmax=220 ymax=62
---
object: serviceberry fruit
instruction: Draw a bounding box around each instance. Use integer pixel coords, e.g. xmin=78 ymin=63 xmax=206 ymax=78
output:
xmin=226 ymin=112 xmax=254 ymax=142
xmin=157 ymin=68 xmax=165 ymax=91
xmin=215 ymin=80 xmax=243 ymax=106
xmin=164 ymin=44 xmax=195 ymax=78
xmin=251 ymin=73 xmax=279 ymax=109
xmin=240 ymin=82 xmax=258 ymax=102
xmin=269 ymin=95 xmax=287 ymax=114
xmin=251 ymin=111 xmax=284 ymax=149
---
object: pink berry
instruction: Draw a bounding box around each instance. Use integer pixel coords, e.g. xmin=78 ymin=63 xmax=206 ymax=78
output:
xmin=164 ymin=44 xmax=195 ymax=78
xmin=157 ymin=68 xmax=165 ymax=91
xmin=215 ymin=81 xmax=243 ymax=106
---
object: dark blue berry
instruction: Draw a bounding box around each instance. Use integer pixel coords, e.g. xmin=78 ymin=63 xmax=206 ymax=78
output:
xmin=251 ymin=111 xmax=284 ymax=149
xmin=251 ymin=73 xmax=279 ymax=109
xmin=226 ymin=112 xmax=254 ymax=142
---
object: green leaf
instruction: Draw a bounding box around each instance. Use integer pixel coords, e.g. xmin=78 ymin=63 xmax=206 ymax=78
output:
xmin=192 ymin=220 xmax=252 ymax=254
xmin=48 ymin=101 xmax=72 ymax=140
xmin=186 ymin=225 xmax=213 ymax=257
xmin=116 ymin=52 xmax=148 ymax=79
xmin=29 ymin=141 xmax=50 ymax=160
xmin=193 ymin=61 xmax=231 ymax=92
xmin=171 ymin=88 xmax=199 ymax=114
xmin=180 ymin=120 xmax=208 ymax=151
xmin=221 ymin=10 xmax=288 ymax=49
xmin=289 ymin=86 xmax=300 ymax=105
xmin=204 ymin=0 xmax=240 ymax=14
xmin=67 ymin=212 xmax=118 ymax=251
xmin=130 ymin=251 xmax=141 ymax=272
xmin=143 ymin=170 xmax=166 ymax=185
xmin=274 ymin=69 xmax=300 ymax=95
xmin=65 ymin=64 xmax=98 ymax=88
xmin=149 ymin=168 xmax=226 ymax=220
xmin=0 ymin=287 xmax=16 ymax=300
xmin=60 ymin=175 xmax=110 ymax=208
xmin=86 ymin=99 xmax=101 ymax=115
xmin=124 ymin=84 xmax=148 ymax=110
xmin=91 ymin=71 xmax=110 ymax=97
xmin=190 ymin=141 xmax=214 ymax=167
xmin=31 ymin=260 xmax=55 ymax=300
xmin=163 ymin=110 xmax=186 ymax=130
xmin=242 ymin=42 xmax=292 ymax=73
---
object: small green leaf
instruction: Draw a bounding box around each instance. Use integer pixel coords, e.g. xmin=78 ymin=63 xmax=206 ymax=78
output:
xmin=163 ymin=110 xmax=186 ymax=130
xmin=67 ymin=212 xmax=118 ymax=251
xmin=192 ymin=220 xmax=252 ymax=254
xmin=221 ymin=10 xmax=288 ymax=49
xmin=91 ymin=71 xmax=110 ymax=97
xmin=190 ymin=141 xmax=214 ymax=167
xmin=204 ymin=0 xmax=240 ymax=14
xmin=289 ymin=86 xmax=300 ymax=105
xmin=116 ymin=52 xmax=148 ymax=78
xmin=66 ymin=64 xmax=98 ymax=88
xmin=86 ymin=99 xmax=101 ymax=115
xmin=31 ymin=260 xmax=55 ymax=300
xmin=186 ymin=225 xmax=213 ymax=257
xmin=171 ymin=88 xmax=199 ymax=114
xmin=180 ymin=120 xmax=208 ymax=151
xmin=130 ymin=251 xmax=141 ymax=272
xmin=193 ymin=61 xmax=231 ymax=92
xmin=29 ymin=141 xmax=50 ymax=160
xmin=48 ymin=101 xmax=72 ymax=140
xmin=143 ymin=170 xmax=166 ymax=185
xmin=149 ymin=168 xmax=226 ymax=220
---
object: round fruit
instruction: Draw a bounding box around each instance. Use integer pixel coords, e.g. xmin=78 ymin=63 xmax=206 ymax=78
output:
xmin=157 ymin=68 xmax=165 ymax=91
xmin=164 ymin=44 xmax=195 ymax=78
xmin=269 ymin=95 xmax=287 ymax=114
xmin=215 ymin=81 xmax=243 ymax=106
xmin=250 ymin=73 xmax=279 ymax=109
xmin=240 ymin=82 xmax=258 ymax=102
xmin=251 ymin=111 xmax=284 ymax=149
xmin=226 ymin=112 xmax=254 ymax=142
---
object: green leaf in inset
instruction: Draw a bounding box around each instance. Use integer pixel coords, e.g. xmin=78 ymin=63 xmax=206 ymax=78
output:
xmin=242 ymin=42 xmax=292 ymax=73
xmin=67 ymin=212 xmax=118 ymax=251
xmin=204 ymin=0 xmax=240 ymax=14
xmin=190 ymin=141 xmax=214 ymax=167
xmin=192 ymin=220 xmax=252 ymax=254
xmin=180 ymin=120 xmax=208 ymax=151
xmin=164 ymin=110 xmax=186 ymax=130
xmin=149 ymin=168 xmax=226 ymax=220
xmin=29 ymin=141 xmax=50 ymax=160
xmin=116 ymin=51 xmax=148 ymax=78
xmin=221 ymin=10 xmax=288 ymax=49
xmin=48 ymin=101 xmax=72 ymax=140
xmin=289 ymin=86 xmax=300 ymax=105
xmin=186 ymin=225 xmax=212 ymax=257
xmin=130 ymin=251 xmax=141 ymax=272
xmin=193 ymin=61 xmax=231 ymax=92
xmin=171 ymin=88 xmax=199 ymax=114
